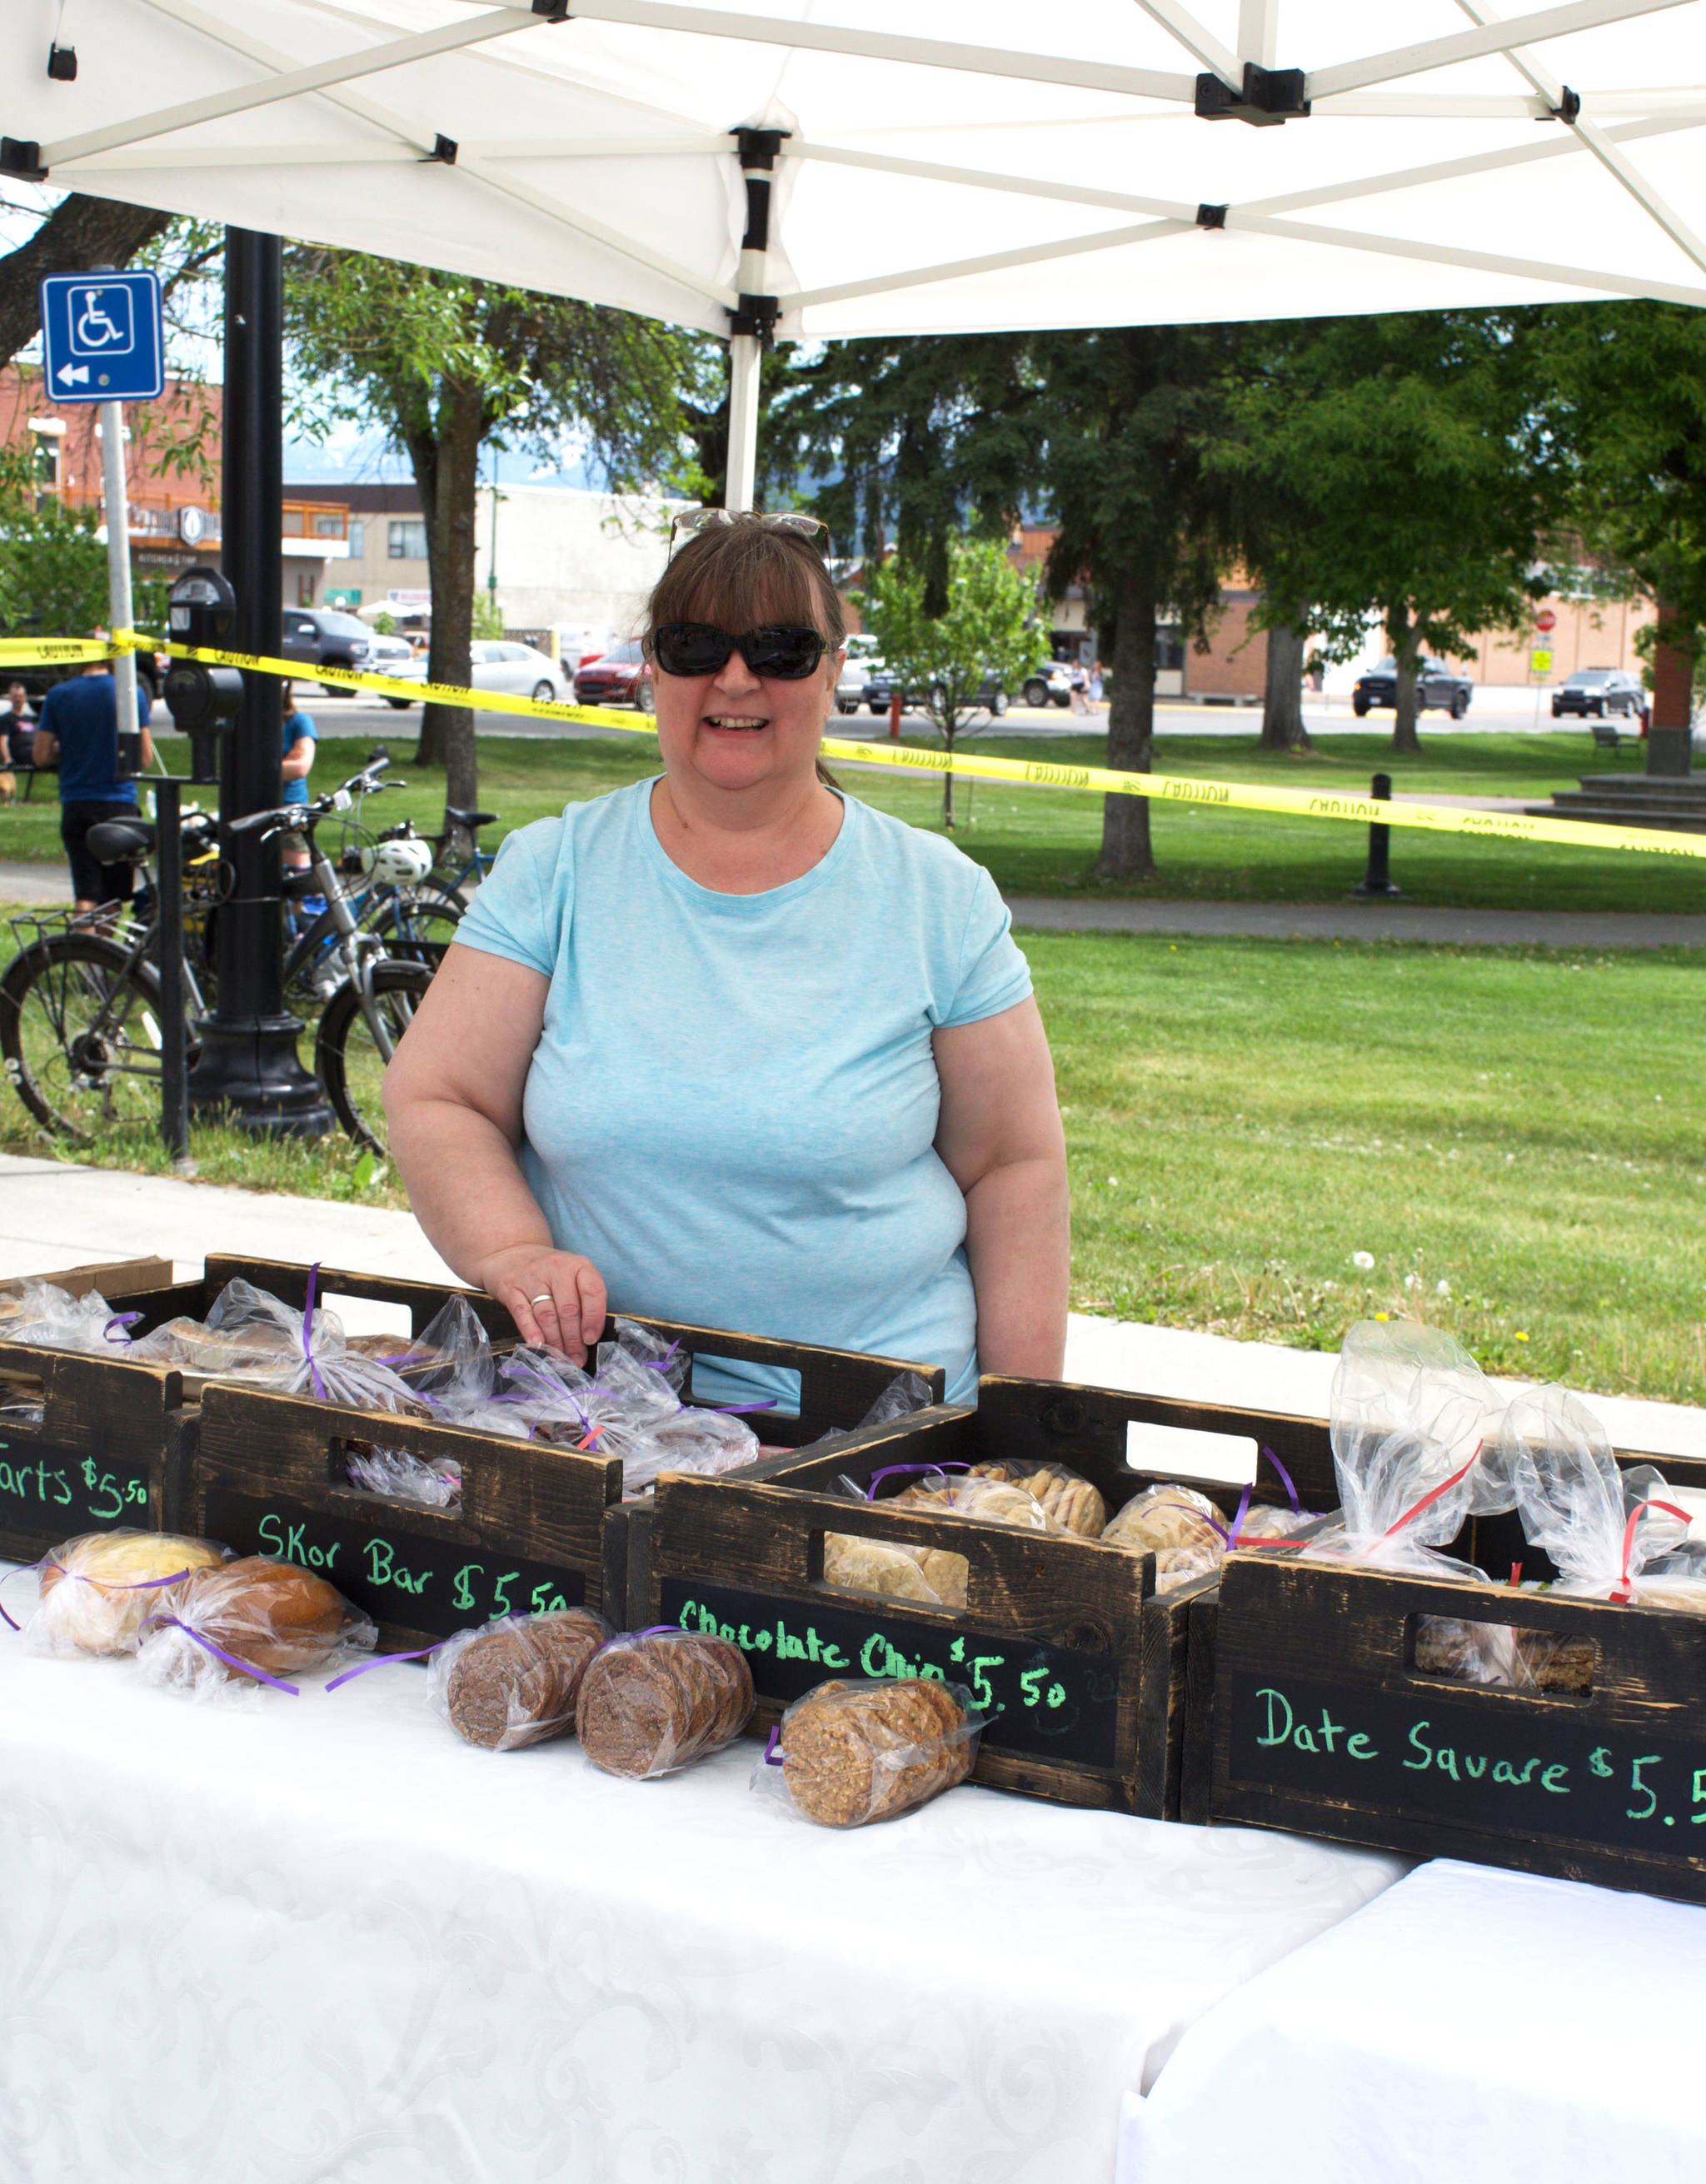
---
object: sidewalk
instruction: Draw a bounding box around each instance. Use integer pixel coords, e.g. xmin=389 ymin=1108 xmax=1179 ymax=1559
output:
xmin=5 ymin=1150 xmax=1704 ymax=1463
xmin=1006 ymin=896 xmax=1706 ymax=948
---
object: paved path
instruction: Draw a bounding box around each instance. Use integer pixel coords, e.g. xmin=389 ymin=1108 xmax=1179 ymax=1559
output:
xmin=0 ymin=860 xmax=69 ymax=906
xmin=3 ymin=1149 xmax=1704 ymax=1465
xmin=1005 ymin=895 xmax=1706 ymax=948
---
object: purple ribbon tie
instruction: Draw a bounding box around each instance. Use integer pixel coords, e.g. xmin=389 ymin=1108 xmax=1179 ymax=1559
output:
xmin=2 ymin=1558 xmax=197 ymax=1630
xmin=1260 ymin=1446 xmax=1301 ymax=1513
xmin=140 ymin=1613 xmax=302 ymax=1696
xmin=301 ymin=1263 xmax=329 ymax=1402
xmin=865 ymin=1461 xmax=971 ymax=1500
xmin=763 ymin=1725 xmax=784 ymax=1765
xmin=324 ymin=1640 xmax=445 ymax=1692
xmin=103 ymin=1311 xmax=142 ymax=1343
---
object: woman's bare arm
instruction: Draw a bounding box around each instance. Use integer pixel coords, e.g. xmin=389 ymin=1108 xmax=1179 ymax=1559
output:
xmin=383 ymin=944 xmax=607 ymax=1359
xmin=932 ymin=997 xmax=1070 ymax=1380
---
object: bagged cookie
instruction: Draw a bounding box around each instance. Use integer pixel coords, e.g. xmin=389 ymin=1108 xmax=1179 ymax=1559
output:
xmin=577 ymin=1628 xmax=755 ymax=1778
xmin=757 ymin=1677 xmax=983 ymax=1827
xmin=1103 ymin=1483 xmax=1225 ymax=1557
xmin=963 ymin=1459 xmax=1106 ymax=1538
xmin=136 ymin=1555 xmax=376 ymax=1699
xmin=429 ymin=1608 xmax=611 ymax=1751
xmin=22 ymin=1530 xmax=229 ymax=1656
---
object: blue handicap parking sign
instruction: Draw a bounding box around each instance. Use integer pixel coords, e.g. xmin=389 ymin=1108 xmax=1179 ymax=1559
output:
xmin=39 ymin=269 xmax=164 ymax=402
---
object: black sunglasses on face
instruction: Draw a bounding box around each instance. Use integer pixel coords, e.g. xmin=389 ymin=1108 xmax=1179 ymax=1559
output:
xmin=651 ymin=622 xmax=829 ymax=681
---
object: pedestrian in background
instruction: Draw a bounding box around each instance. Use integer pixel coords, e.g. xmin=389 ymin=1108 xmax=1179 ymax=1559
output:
xmin=1069 ymin=662 xmax=1090 ymax=716
xmin=30 ymin=656 xmax=152 ymax=913
xmin=1088 ymin=660 xmax=1105 ymax=713
xmin=1 ymin=681 xmax=35 ymax=802
xmin=280 ymin=681 xmax=318 ymax=879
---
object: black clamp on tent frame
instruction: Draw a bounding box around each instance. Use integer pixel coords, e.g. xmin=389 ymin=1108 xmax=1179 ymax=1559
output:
xmin=530 ymin=0 xmax=571 ymax=18
xmin=733 ymin=127 xmax=791 ymax=257
xmin=1552 ymin=87 xmax=1582 ymax=122
xmin=1195 ymin=64 xmax=1310 ymax=124
xmin=0 ymin=138 xmax=47 ymax=180
xmin=729 ymin=292 xmax=781 ymax=347
xmin=420 ymin=133 xmax=458 ymax=163
xmin=47 ymin=43 xmax=77 ymax=81
xmin=1196 ymin=203 xmax=1229 ymax=230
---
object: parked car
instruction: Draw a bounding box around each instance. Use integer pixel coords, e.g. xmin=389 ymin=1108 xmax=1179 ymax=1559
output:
xmin=282 ymin=607 xmax=373 ymax=691
xmin=836 ymin=634 xmax=883 ymax=714
xmin=1552 ymin=667 xmax=1648 ymax=721
xmin=1020 ymin=660 xmax=1085 ymax=709
xmin=573 ymin=638 xmax=651 ymax=711
xmin=387 ymin=639 xmax=571 ymax=706
xmin=1352 ymin=656 xmax=1474 ymax=718
xmin=863 ymin=666 xmax=1009 ymax=717
xmin=364 ymin=631 xmax=421 ymax=708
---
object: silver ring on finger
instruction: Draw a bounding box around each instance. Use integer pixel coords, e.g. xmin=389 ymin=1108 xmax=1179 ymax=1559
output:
xmin=529 ymin=1293 xmax=555 ymax=1306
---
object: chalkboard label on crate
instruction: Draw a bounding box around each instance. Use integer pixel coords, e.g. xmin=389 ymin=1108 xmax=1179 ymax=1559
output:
xmin=1230 ymin=1671 xmax=1706 ymax=1859
xmin=658 ymin=1577 xmax=1121 ymax=1768
xmin=0 ymin=1436 xmax=152 ymax=1535
xmin=202 ymin=1488 xmax=585 ymax=1636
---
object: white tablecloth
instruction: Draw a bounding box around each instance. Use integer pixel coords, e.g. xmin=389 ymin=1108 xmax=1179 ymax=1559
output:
xmin=1119 ymin=1857 xmax=1706 ymax=2184
xmin=0 ymin=1583 xmax=1403 ymax=2184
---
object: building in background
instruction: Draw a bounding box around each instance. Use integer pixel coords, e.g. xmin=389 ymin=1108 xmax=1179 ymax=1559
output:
xmin=287 ymin=479 xmax=687 ymax=661
xmin=2 ymin=366 xmax=349 ymax=606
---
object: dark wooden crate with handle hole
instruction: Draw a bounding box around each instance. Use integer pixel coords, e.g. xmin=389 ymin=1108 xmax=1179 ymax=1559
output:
xmin=598 ymin=1319 xmax=944 ymax=1629
xmin=641 ymin=1373 xmax=1344 ymax=1816
xmin=190 ymin=1318 xmax=944 ymax=1643
xmin=1205 ymin=1548 xmax=1706 ymax=1904
xmin=0 ymin=1346 xmax=194 ymax=1565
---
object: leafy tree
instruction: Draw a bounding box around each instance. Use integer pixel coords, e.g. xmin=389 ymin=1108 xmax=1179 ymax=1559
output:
xmin=860 ymin=536 xmax=1045 ymax=827
xmin=0 ymin=446 xmax=167 ymax=642
xmin=1534 ymin=302 xmax=1706 ymax=747
xmin=285 ymin=251 xmax=693 ymax=823
xmin=1215 ymin=312 xmax=1554 ymax=753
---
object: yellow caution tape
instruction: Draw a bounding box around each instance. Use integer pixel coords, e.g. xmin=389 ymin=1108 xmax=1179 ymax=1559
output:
xmin=0 ymin=636 xmax=130 ymax=665
xmin=81 ymin=630 xmax=1706 ymax=864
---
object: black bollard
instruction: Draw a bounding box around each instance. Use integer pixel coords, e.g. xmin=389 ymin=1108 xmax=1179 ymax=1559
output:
xmin=1352 ymin=770 xmax=1401 ymax=897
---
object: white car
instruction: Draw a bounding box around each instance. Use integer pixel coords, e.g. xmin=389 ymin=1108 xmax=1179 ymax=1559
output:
xmin=366 ymin=633 xmax=422 ymax=707
xmin=387 ymin=639 xmax=570 ymax=706
xmin=1020 ymin=661 xmax=1086 ymax=710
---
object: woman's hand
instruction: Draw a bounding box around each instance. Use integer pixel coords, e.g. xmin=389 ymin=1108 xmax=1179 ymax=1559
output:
xmin=476 ymin=1243 xmax=608 ymax=1364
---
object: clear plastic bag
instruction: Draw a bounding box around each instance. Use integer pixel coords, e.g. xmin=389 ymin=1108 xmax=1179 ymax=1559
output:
xmin=889 ymin=1468 xmax=1065 ymax=1532
xmin=504 ymin=1343 xmax=761 ymax=1494
xmin=1102 ymin=1483 xmax=1225 ymax=1555
xmin=376 ymin=1293 xmax=499 ymax=1400
xmin=962 ymin=1459 xmax=1106 ymax=1538
xmin=23 ymin=1530 xmax=230 ymax=1656
xmin=128 ymin=1276 xmax=427 ymax=1414
xmin=577 ymin=1628 xmax=756 ymax=1778
xmin=0 ymin=1279 xmax=137 ymax=1357
xmin=429 ymin=1607 xmax=611 ymax=1750
xmin=596 ymin=1317 xmax=690 ymax=1396
xmin=1504 ymin=1384 xmax=1691 ymax=1604
xmin=135 ymin=1554 xmax=377 ymax=1700
xmin=755 ymin=1677 xmax=983 ymax=1827
xmin=343 ymin=1441 xmax=464 ymax=1508
xmin=770 ymin=1369 xmax=938 ymax=1461
xmin=1309 ymin=1320 xmax=1506 ymax=1576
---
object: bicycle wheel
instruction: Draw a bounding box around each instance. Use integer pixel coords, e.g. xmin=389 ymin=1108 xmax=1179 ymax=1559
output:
xmin=315 ymin=958 xmax=433 ymax=1154
xmin=0 ymin=932 xmax=172 ymax=1137
xmin=366 ymin=885 xmax=465 ymax=970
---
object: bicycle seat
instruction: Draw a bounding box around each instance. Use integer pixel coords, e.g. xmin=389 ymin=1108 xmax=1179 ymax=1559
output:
xmin=445 ymin=805 xmax=496 ymax=829
xmin=85 ymin=819 xmax=155 ymax=863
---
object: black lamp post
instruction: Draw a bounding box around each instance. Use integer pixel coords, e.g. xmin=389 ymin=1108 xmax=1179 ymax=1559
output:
xmin=186 ymin=227 xmax=332 ymax=1134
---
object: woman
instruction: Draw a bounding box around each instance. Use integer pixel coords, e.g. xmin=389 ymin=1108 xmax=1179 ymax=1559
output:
xmin=279 ymin=681 xmax=318 ymax=882
xmin=384 ymin=516 xmax=1069 ymax=1402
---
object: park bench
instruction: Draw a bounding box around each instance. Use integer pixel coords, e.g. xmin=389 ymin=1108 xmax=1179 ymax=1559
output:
xmin=1590 ymin=718 xmax=1625 ymax=750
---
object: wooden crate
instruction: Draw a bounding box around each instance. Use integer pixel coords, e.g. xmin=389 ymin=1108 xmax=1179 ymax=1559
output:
xmin=1 ymin=1254 xmax=175 ymax=1306
xmin=1205 ymin=1548 xmax=1706 ymax=1903
xmin=641 ymin=1373 xmax=1343 ymax=1816
xmin=0 ymin=1346 xmax=195 ymax=1563
xmin=192 ymin=1319 xmax=946 ymax=1645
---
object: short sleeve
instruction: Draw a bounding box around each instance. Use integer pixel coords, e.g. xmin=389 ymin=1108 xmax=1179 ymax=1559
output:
xmin=453 ymin=816 xmax=565 ymax=978
xmin=937 ymin=864 xmax=1032 ymax=1029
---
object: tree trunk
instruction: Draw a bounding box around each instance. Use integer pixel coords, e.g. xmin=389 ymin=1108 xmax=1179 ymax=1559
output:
xmin=1387 ymin=604 xmax=1421 ymax=755
xmin=0 ymin=195 xmax=172 ymax=366
xmin=942 ymin=728 xmax=956 ymax=830
xmin=1258 ymin=619 xmax=1311 ymax=751
xmin=404 ymin=378 xmax=483 ymax=829
xmin=1095 ymin=562 xmax=1158 ymax=880
xmin=1647 ymin=599 xmax=1695 ymax=778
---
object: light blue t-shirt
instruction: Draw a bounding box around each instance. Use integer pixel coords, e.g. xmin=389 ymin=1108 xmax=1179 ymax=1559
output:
xmin=453 ymin=778 xmax=1033 ymax=1404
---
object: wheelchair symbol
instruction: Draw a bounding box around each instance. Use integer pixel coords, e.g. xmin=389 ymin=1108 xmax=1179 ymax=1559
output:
xmin=69 ymin=285 xmax=134 ymax=357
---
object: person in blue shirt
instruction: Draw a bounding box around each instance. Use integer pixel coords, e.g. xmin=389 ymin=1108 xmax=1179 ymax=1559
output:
xmin=33 ymin=658 xmax=153 ymax=912
xmin=382 ymin=515 xmax=1070 ymax=1404
xmin=279 ymin=681 xmax=319 ymax=870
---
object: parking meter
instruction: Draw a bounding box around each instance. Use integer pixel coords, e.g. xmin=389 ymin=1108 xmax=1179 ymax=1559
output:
xmin=162 ymin=564 xmax=243 ymax=782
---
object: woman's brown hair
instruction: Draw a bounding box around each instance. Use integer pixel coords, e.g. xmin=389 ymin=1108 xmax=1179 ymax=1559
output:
xmin=641 ymin=518 xmax=843 ymax=787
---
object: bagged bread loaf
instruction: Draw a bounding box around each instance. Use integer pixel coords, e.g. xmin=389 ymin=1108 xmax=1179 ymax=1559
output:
xmin=758 ymin=1677 xmax=982 ymax=1827
xmin=430 ymin=1608 xmax=611 ymax=1751
xmin=577 ymin=1628 xmax=754 ymax=1778
xmin=26 ymin=1530 xmax=228 ymax=1655
xmin=135 ymin=1555 xmax=376 ymax=1698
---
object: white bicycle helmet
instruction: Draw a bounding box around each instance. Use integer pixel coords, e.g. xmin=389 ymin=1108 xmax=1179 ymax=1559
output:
xmin=360 ymin=836 xmax=434 ymax=886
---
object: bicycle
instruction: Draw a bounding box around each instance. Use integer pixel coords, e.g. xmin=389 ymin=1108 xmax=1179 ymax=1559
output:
xmin=1 ymin=764 xmax=436 ymax=1153
xmin=418 ymin=802 xmax=502 ymax=911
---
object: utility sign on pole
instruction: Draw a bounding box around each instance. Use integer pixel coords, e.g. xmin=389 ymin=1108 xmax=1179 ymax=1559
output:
xmin=38 ymin=270 xmax=163 ymax=401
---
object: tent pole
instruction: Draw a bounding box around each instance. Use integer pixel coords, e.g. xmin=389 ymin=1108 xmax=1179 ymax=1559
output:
xmin=725 ymin=127 xmax=782 ymax=511
xmin=726 ymin=334 xmax=761 ymax=513
xmin=186 ymin=227 xmax=332 ymax=1137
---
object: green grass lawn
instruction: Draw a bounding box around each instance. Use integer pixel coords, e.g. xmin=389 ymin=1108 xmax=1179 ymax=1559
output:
xmin=5 ymin=723 xmax=1700 ymax=914
xmin=5 ymin=901 xmax=1701 ymax=1409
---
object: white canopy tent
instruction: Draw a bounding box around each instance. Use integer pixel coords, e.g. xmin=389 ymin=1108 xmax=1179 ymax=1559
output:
xmin=6 ymin=0 xmax=1706 ymax=504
